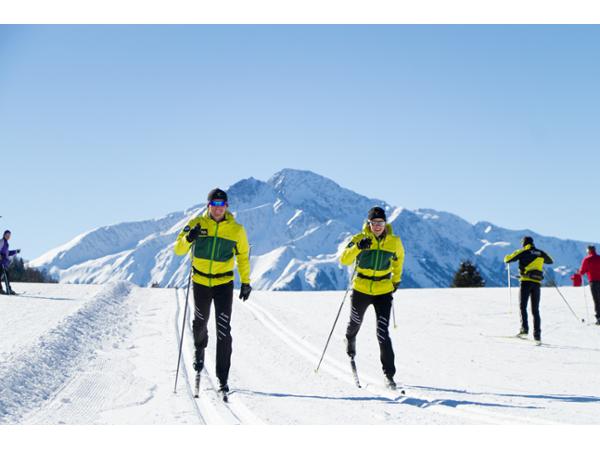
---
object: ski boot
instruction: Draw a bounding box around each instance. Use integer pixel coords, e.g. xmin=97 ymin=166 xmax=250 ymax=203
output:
xmin=192 ymin=361 xmax=203 ymax=398
xmin=345 ymin=337 xmax=356 ymax=358
xmin=384 ymin=374 xmax=397 ymax=391
xmin=517 ymin=328 xmax=528 ymax=338
xmin=218 ymin=382 xmax=229 ymax=403
xmin=193 ymin=371 xmax=201 ymax=398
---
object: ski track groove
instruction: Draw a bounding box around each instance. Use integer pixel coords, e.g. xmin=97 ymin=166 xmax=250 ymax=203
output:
xmin=0 ymin=282 xmax=134 ymax=424
xmin=175 ymin=288 xmax=236 ymax=424
xmin=175 ymin=288 xmax=264 ymax=425
xmin=173 ymin=289 xmax=207 ymax=425
xmin=244 ymin=300 xmax=561 ymax=425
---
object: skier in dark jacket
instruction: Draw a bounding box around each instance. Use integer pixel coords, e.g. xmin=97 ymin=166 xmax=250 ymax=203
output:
xmin=579 ymin=245 xmax=600 ymax=325
xmin=1 ymin=230 xmax=21 ymax=295
xmin=504 ymin=236 xmax=553 ymax=343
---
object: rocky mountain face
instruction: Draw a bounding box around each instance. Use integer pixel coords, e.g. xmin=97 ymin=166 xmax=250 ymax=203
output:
xmin=31 ymin=169 xmax=595 ymax=290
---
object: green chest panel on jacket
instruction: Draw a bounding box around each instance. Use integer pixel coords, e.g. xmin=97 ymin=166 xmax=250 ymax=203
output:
xmin=358 ymin=249 xmax=395 ymax=271
xmin=194 ymin=236 xmax=237 ymax=262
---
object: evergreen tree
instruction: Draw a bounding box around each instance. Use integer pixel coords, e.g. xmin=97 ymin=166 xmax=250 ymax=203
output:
xmin=8 ymin=257 xmax=57 ymax=283
xmin=451 ymin=260 xmax=485 ymax=287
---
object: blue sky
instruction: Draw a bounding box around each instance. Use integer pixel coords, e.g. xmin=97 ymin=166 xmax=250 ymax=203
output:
xmin=1 ymin=25 xmax=599 ymax=259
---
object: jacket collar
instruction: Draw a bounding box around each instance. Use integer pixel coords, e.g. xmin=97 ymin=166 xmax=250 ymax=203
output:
xmin=203 ymin=209 xmax=235 ymax=224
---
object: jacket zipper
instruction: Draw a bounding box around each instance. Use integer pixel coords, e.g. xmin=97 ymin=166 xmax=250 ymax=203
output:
xmin=370 ymin=238 xmax=381 ymax=294
xmin=208 ymin=221 xmax=220 ymax=287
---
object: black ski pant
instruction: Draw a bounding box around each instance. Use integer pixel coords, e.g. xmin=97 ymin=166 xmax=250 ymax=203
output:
xmin=519 ymin=280 xmax=541 ymax=340
xmin=590 ymin=281 xmax=600 ymax=321
xmin=345 ymin=289 xmax=395 ymax=377
xmin=192 ymin=281 xmax=234 ymax=385
xmin=0 ymin=266 xmax=12 ymax=293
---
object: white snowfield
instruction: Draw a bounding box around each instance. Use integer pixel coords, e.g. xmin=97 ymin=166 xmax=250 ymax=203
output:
xmin=1 ymin=282 xmax=599 ymax=425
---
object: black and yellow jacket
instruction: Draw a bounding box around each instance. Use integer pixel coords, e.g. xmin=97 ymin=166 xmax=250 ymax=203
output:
xmin=504 ymin=244 xmax=553 ymax=284
xmin=340 ymin=223 xmax=405 ymax=296
xmin=174 ymin=210 xmax=251 ymax=287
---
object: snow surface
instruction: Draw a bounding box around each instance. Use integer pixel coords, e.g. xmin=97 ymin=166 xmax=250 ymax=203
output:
xmin=1 ymin=282 xmax=600 ymax=425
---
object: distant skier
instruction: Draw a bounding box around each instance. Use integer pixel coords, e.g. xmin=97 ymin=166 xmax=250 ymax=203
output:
xmin=340 ymin=206 xmax=405 ymax=390
xmin=579 ymin=245 xmax=600 ymax=325
xmin=570 ymin=271 xmax=582 ymax=287
xmin=504 ymin=236 xmax=554 ymax=343
xmin=0 ymin=230 xmax=20 ymax=295
xmin=174 ymin=188 xmax=251 ymax=399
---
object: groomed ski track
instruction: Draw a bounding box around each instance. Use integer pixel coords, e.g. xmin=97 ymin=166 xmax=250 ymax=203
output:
xmin=1 ymin=283 xmax=600 ymax=424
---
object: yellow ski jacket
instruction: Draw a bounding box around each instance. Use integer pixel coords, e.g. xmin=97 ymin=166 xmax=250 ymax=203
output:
xmin=174 ymin=210 xmax=251 ymax=287
xmin=504 ymin=244 xmax=553 ymax=284
xmin=340 ymin=223 xmax=405 ymax=296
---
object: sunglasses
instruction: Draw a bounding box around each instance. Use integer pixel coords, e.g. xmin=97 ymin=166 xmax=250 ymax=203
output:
xmin=368 ymin=220 xmax=386 ymax=226
xmin=209 ymin=200 xmax=228 ymax=207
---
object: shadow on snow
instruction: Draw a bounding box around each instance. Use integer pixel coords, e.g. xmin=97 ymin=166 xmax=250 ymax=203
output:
xmin=232 ymin=389 xmax=539 ymax=410
xmin=409 ymin=385 xmax=600 ymax=404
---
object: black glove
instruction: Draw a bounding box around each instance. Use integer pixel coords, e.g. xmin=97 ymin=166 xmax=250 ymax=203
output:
xmin=239 ymin=283 xmax=252 ymax=301
xmin=356 ymin=237 xmax=372 ymax=250
xmin=185 ymin=225 xmax=201 ymax=243
xmin=393 ymin=282 xmax=400 ymax=293
xmin=16 ymin=249 xmax=21 ymax=254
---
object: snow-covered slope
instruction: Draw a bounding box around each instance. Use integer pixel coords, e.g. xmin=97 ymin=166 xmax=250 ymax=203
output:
xmin=2 ymin=282 xmax=600 ymax=424
xmin=30 ymin=169 xmax=598 ymax=289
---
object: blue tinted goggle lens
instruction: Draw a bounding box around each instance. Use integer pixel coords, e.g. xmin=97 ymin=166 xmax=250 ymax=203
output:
xmin=209 ymin=200 xmax=227 ymax=207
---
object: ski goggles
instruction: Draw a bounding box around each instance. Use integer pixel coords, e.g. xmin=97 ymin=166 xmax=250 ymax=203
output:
xmin=368 ymin=220 xmax=386 ymax=226
xmin=208 ymin=200 xmax=228 ymax=207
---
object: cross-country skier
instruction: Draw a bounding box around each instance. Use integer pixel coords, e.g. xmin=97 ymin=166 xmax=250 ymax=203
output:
xmin=174 ymin=188 xmax=252 ymax=400
xmin=340 ymin=206 xmax=405 ymax=390
xmin=579 ymin=245 xmax=600 ymax=325
xmin=0 ymin=230 xmax=20 ymax=295
xmin=504 ymin=236 xmax=554 ymax=343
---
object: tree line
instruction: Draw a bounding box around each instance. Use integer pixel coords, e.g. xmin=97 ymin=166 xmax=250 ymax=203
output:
xmin=7 ymin=257 xmax=57 ymax=283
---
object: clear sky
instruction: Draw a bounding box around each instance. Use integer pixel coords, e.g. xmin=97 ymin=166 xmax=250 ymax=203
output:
xmin=1 ymin=25 xmax=599 ymax=259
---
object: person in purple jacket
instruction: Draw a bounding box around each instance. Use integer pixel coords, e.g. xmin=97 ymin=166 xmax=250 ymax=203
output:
xmin=1 ymin=230 xmax=20 ymax=295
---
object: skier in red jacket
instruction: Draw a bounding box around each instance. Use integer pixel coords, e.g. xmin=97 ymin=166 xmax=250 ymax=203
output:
xmin=579 ymin=245 xmax=600 ymax=325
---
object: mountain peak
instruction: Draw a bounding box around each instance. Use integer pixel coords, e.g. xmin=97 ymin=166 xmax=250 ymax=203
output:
xmin=268 ymin=168 xmax=337 ymax=191
xmin=30 ymin=168 xmax=597 ymax=290
xmin=267 ymin=168 xmax=385 ymax=219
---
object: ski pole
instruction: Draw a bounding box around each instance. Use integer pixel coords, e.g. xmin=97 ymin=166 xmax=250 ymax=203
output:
xmin=392 ymin=296 xmax=397 ymax=329
xmin=582 ymin=277 xmax=591 ymax=323
xmin=3 ymin=271 xmax=11 ymax=295
xmin=315 ymin=264 xmax=357 ymax=373
xmin=546 ymin=271 xmax=584 ymax=324
xmin=507 ymin=264 xmax=512 ymax=313
xmin=174 ymin=243 xmax=195 ymax=394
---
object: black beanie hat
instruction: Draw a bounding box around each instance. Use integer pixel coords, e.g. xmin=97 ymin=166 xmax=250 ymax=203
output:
xmin=368 ymin=207 xmax=386 ymax=221
xmin=522 ymin=236 xmax=534 ymax=247
xmin=207 ymin=188 xmax=228 ymax=203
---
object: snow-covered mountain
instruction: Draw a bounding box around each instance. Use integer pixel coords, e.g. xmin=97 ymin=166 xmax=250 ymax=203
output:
xmin=30 ymin=169 xmax=597 ymax=289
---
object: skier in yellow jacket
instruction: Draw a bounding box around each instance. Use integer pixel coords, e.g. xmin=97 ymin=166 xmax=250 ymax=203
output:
xmin=340 ymin=206 xmax=405 ymax=390
xmin=174 ymin=188 xmax=251 ymax=396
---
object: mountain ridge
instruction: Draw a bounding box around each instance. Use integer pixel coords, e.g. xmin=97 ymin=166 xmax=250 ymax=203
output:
xmin=30 ymin=168 xmax=597 ymax=290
